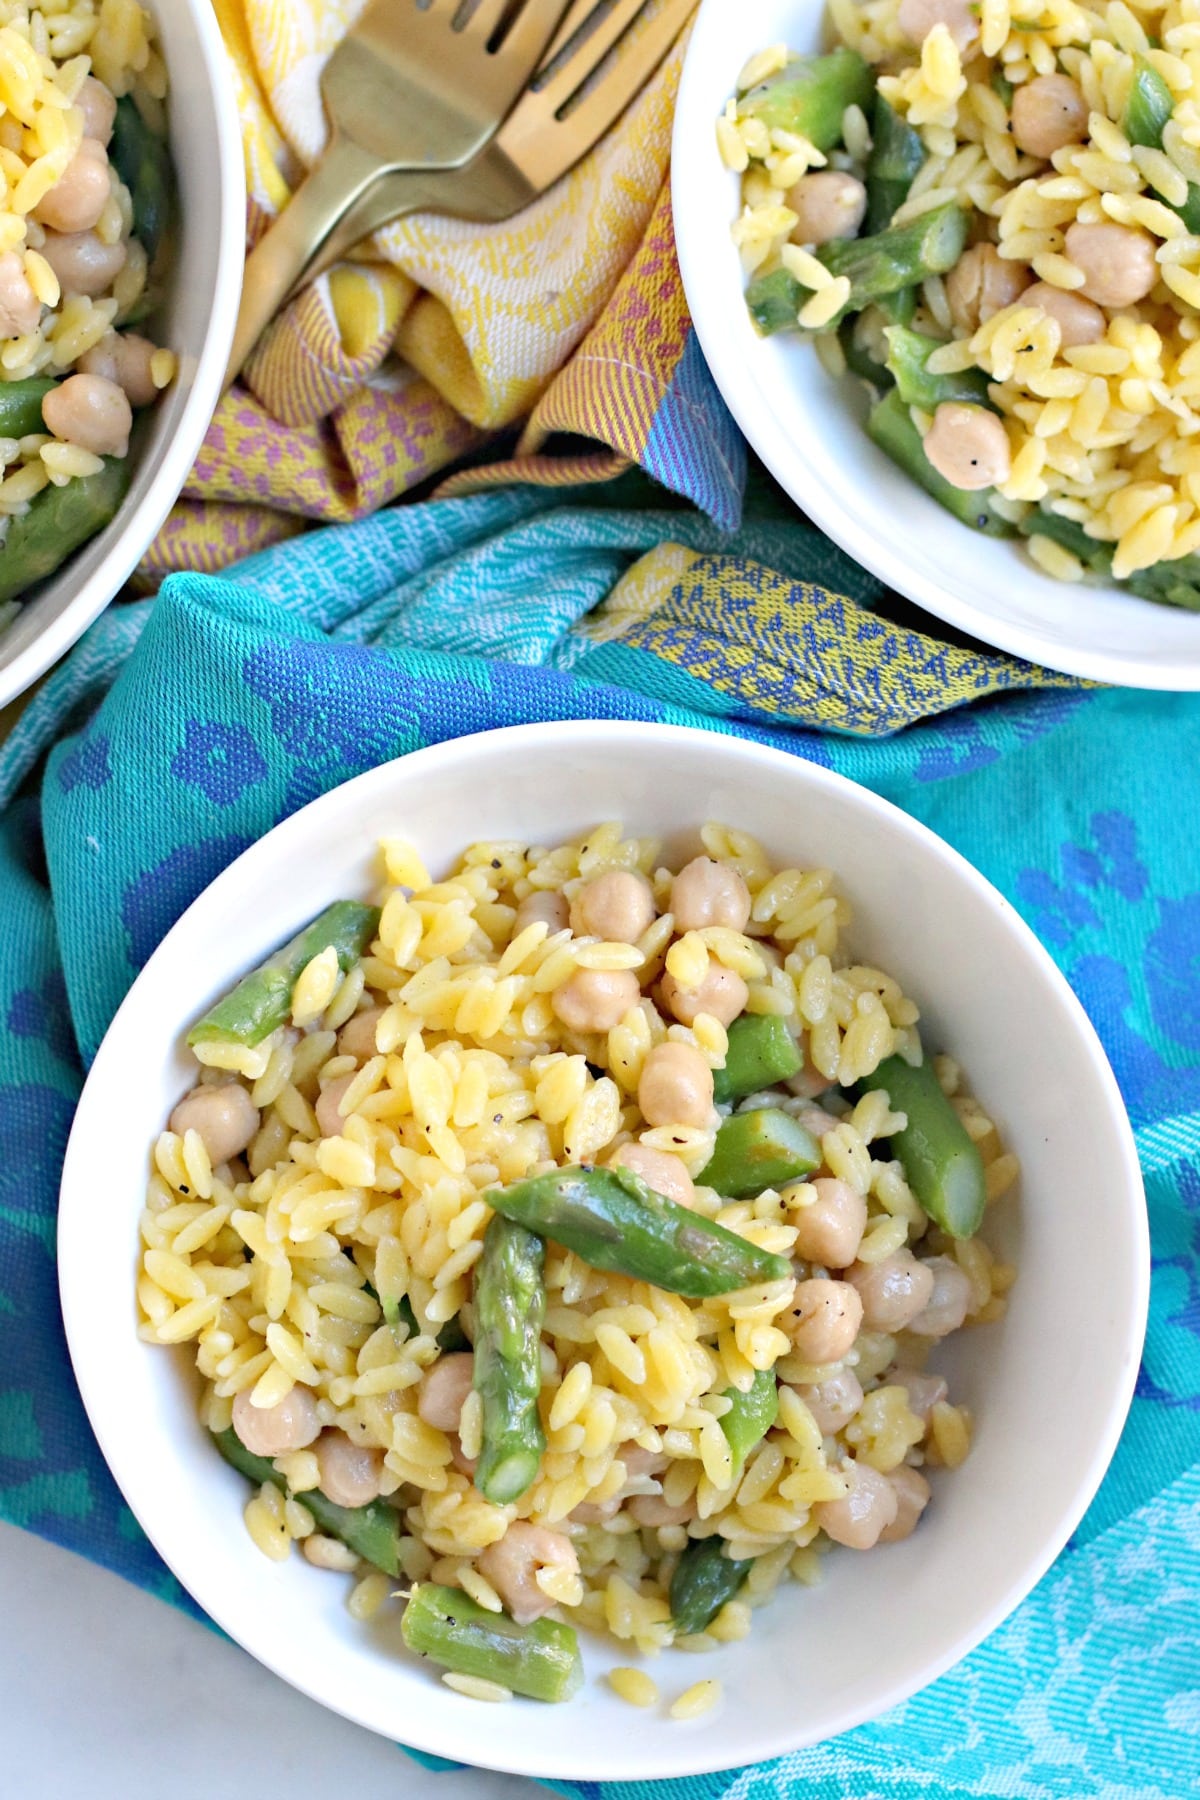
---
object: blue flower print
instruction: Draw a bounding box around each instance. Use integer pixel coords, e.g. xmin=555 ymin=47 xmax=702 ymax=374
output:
xmin=120 ymin=834 xmax=253 ymax=969
xmin=56 ymin=731 xmax=111 ymax=794
xmin=170 ymin=720 xmax=268 ymax=807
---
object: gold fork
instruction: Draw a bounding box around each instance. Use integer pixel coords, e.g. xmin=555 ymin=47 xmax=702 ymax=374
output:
xmin=300 ymin=0 xmax=697 ymax=283
xmin=229 ymin=0 xmax=698 ymax=384
xmin=226 ymin=0 xmax=572 ymax=385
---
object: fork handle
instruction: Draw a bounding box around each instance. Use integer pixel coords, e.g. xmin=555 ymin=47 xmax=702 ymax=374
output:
xmin=224 ymin=134 xmax=387 ymax=388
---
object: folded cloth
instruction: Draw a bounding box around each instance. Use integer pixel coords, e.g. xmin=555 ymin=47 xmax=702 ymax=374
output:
xmin=2 ymin=486 xmax=1199 ymax=1796
xmin=148 ymin=1 xmax=745 ymax=579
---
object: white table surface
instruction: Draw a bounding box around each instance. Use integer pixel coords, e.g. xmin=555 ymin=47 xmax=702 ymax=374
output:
xmin=0 ymin=1520 xmax=547 ymax=1800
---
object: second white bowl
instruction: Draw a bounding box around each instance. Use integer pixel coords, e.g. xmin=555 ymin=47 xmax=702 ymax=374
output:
xmin=59 ymin=722 xmax=1147 ymax=1779
xmin=672 ymin=0 xmax=1200 ymax=687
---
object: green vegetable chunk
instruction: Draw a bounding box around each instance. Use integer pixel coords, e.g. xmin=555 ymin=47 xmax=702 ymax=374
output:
xmin=380 ymin=1289 xmax=470 ymax=1352
xmin=186 ymin=900 xmax=381 ymax=1049
xmin=111 ymin=95 xmax=174 ymax=264
xmin=867 ymin=388 xmax=1014 ymax=538
xmin=839 ymin=313 xmax=893 ymax=388
xmin=719 ymin=1369 xmax=779 ymax=1481
xmin=0 ymin=376 xmax=58 ymax=438
xmin=212 ymin=1428 xmax=401 ymax=1575
xmin=858 ymin=1053 xmax=986 ymax=1238
xmin=746 ymin=202 xmax=969 ymax=337
xmin=877 ymin=285 xmax=917 ymax=326
xmin=669 ymin=1538 xmax=754 ymax=1636
xmin=0 ymin=456 xmax=132 ymax=605
xmin=485 ymin=1165 xmax=790 ymax=1297
xmin=745 ymin=266 xmax=806 ymax=335
xmin=738 ymin=49 xmax=873 ymax=151
xmin=865 ymin=95 xmax=926 ymax=234
xmin=1121 ymin=58 xmax=1200 ymax=228
xmin=473 ymin=1214 xmax=547 ymax=1504
xmin=713 ymin=1014 xmax=803 ymax=1105
xmin=402 ymin=1583 xmax=583 ymax=1703
xmin=884 ymin=324 xmax=995 ymax=411
xmin=698 ymin=1107 xmax=821 ymax=1199
xmin=1018 ymin=504 xmax=1200 ymax=610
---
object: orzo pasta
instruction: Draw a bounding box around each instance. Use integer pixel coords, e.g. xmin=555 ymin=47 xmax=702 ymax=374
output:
xmin=140 ymin=823 xmax=1017 ymax=1706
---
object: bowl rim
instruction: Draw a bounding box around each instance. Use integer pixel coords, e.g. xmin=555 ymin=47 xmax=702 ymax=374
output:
xmin=57 ymin=721 xmax=1150 ymax=1777
xmin=670 ymin=0 xmax=1200 ymax=691
xmin=0 ymin=0 xmax=245 ymax=707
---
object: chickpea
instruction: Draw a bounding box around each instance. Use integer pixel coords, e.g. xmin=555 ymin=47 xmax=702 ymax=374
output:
xmin=909 ymin=1256 xmax=973 ymax=1337
xmin=636 ymin=1041 xmax=714 ymax=1129
xmin=169 ymin=1082 xmax=260 ymax=1165
xmin=922 ymin=402 xmax=1011 ymax=492
xmin=785 ymin=1278 xmax=863 ymax=1364
xmin=336 ymin=1006 xmax=384 ymax=1063
xmin=1021 ymin=280 xmax=1105 ymax=347
xmin=75 ymin=76 xmax=117 ymax=147
xmin=477 ymin=1522 xmax=578 ymax=1626
xmin=0 ymin=251 xmax=40 ymax=338
xmin=791 ymin=1101 xmax=840 ymax=1139
xmin=660 ymin=960 xmax=748 ymax=1028
xmin=945 ymin=243 xmax=1031 ymax=336
xmin=790 ymin=1176 xmax=867 ymax=1269
xmin=551 ymin=966 xmax=641 ymax=1034
xmin=786 ymin=170 xmax=867 ymax=246
xmin=813 ymin=1459 xmax=899 ymax=1549
xmin=36 ymin=138 xmax=111 ymax=234
xmin=416 ymin=1352 xmax=475 ymax=1430
xmin=1064 ymin=221 xmax=1157 ymax=308
xmin=1011 ymin=74 xmax=1087 ymax=158
xmin=791 ymin=1367 xmax=863 ymax=1435
xmin=569 ymin=870 xmax=655 ymax=944
xmin=315 ymin=1073 xmax=355 ymax=1140
xmin=231 ymin=1383 xmax=320 ymax=1458
xmin=896 ymin=0 xmax=978 ymax=54
xmin=42 ymin=371 xmax=132 ymax=458
xmin=514 ymin=889 xmax=569 ymax=935
xmin=314 ymin=1429 xmax=386 ymax=1509
xmin=39 ymin=232 xmax=127 ymax=301
xmin=880 ymin=1464 xmax=932 ymax=1543
xmin=619 ymin=1443 xmax=670 ymax=1481
xmin=606 ymin=1140 xmax=696 ymax=1208
xmin=887 ymin=1365 xmax=948 ymax=1423
xmin=846 ymin=1250 xmax=936 ymax=1332
xmin=670 ymin=855 xmax=751 ymax=933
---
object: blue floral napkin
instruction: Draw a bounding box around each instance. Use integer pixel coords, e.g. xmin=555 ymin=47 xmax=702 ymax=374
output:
xmin=2 ymin=479 xmax=1198 ymax=1798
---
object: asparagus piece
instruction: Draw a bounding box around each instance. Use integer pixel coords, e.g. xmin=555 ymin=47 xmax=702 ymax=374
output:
xmin=719 ymin=1369 xmax=779 ymax=1481
xmin=713 ymin=1014 xmax=803 ymax=1106
xmin=865 ymin=95 xmax=926 ymax=234
xmin=867 ymin=388 xmax=1015 ymax=538
xmin=213 ymin=1428 xmax=402 ymax=1575
xmin=0 ymin=455 xmax=132 ymax=605
xmin=1020 ymin=505 xmax=1200 ymax=610
xmin=884 ymin=324 xmax=994 ymax=411
xmin=111 ymin=95 xmax=174 ymax=264
xmin=738 ymin=49 xmax=874 ymax=151
xmin=878 ymin=285 xmax=917 ymax=326
xmin=858 ymin=1054 xmax=986 ymax=1238
xmin=484 ymin=1166 xmax=791 ymax=1298
xmin=378 ymin=1288 xmax=470 ymax=1352
xmin=1122 ymin=57 xmax=1200 ymax=231
xmin=0 ymin=376 xmax=58 ymax=437
xmin=840 ymin=313 xmax=893 ymax=388
xmin=745 ymin=201 xmax=968 ymax=337
xmin=697 ymin=1107 xmax=821 ymax=1199
xmin=402 ymin=1583 xmax=583 ymax=1702
xmin=187 ymin=900 xmax=380 ymax=1049
xmin=473 ymin=1215 xmax=547 ymax=1504
xmin=669 ymin=1538 xmax=753 ymax=1636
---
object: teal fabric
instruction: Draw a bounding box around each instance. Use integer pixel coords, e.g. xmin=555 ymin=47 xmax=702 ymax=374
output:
xmin=1 ymin=482 xmax=1199 ymax=1798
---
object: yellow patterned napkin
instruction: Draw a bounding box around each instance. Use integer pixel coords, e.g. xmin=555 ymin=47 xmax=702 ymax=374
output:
xmin=149 ymin=0 xmax=737 ymax=577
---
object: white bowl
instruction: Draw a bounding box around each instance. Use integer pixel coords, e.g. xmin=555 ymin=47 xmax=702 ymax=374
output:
xmin=59 ymin=722 xmax=1147 ymax=1779
xmin=0 ymin=0 xmax=244 ymax=707
xmin=672 ymin=0 xmax=1200 ymax=689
